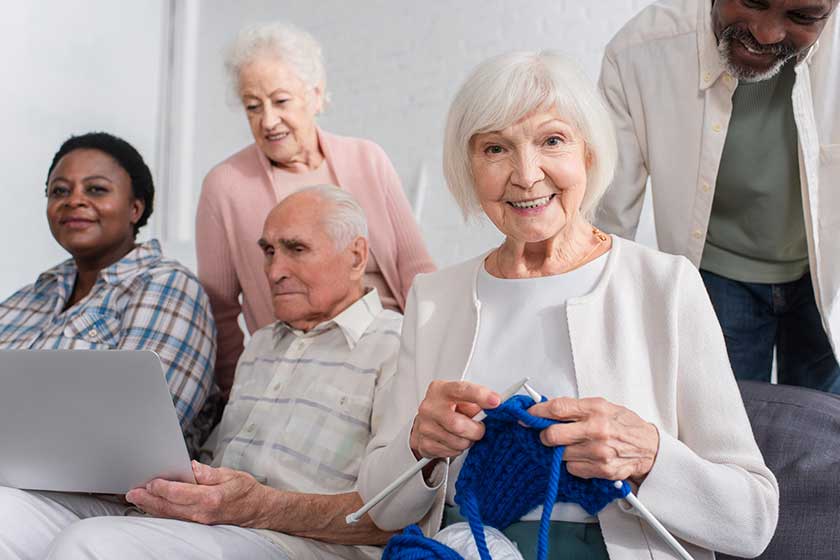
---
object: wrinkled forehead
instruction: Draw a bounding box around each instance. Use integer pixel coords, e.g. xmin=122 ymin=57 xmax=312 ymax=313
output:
xmin=262 ymin=194 xmax=326 ymax=238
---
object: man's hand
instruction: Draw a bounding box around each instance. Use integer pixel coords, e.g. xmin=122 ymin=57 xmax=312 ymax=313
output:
xmin=126 ymin=461 xmax=269 ymax=527
xmin=528 ymin=397 xmax=660 ymax=485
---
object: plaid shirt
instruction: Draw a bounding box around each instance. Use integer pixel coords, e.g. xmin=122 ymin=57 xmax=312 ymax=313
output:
xmin=0 ymin=240 xmax=217 ymax=453
xmin=211 ymin=288 xmax=401 ymax=495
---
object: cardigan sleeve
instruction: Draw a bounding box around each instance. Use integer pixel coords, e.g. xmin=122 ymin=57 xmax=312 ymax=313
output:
xmin=357 ymin=282 xmax=445 ymax=532
xmin=195 ymin=173 xmax=244 ymax=399
xmin=374 ymin=145 xmax=436 ymax=302
xmin=634 ymin=259 xmax=779 ymax=558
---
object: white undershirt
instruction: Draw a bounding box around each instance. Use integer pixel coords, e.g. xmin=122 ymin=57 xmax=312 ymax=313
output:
xmin=447 ymin=251 xmax=608 ymax=523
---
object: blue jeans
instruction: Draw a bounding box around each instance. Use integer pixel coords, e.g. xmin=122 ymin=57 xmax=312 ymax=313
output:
xmin=700 ymin=269 xmax=840 ymax=394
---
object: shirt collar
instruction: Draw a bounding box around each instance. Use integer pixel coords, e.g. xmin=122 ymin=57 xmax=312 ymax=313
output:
xmin=34 ymin=239 xmax=163 ymax=291
xmin=272 ymin=288 xmax=384 ymax=350
xmin=697 ymin=0 xmax=729 ymax=90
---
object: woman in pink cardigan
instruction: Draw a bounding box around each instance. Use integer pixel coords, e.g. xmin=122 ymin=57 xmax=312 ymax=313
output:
xmin=196 ymin=22 xmax=435 ymax=397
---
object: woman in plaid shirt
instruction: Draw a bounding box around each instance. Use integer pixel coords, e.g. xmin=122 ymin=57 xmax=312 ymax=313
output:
xmin=0 ymin=132 xmax=218 ymax=456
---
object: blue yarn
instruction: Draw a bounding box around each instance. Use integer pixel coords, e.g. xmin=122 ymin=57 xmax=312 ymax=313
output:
xmin=383 ymin=525 xmax=465 ymax=560
xmin=383 ymin=395 xmax=631 ymax=560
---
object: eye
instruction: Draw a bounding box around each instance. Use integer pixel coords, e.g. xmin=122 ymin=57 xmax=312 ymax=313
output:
xmin=483 ymin=145 xmax=505 ymax=156
xmin=273 ymin=98 xmax=290 ymax=106
xmin=47 ymin=185 xmax=69 ymax=198
xmin=85 ymin=184 xmax=108 ymax=195
xmin=245 ymin=104 xmax=261 ymax=113
xmin=545 ymin=135 xmax=565 ymax=147
xmin=741 ymin=0 xmax=766 ymax=9
xmin=789 ymin=11 xmax=824 ymax=25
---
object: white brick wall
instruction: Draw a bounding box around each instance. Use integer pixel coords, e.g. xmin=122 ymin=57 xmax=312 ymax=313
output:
xmin=185 ymin=0 xmax=656 ymax=269
xmin=4 ymin=1 xmax=659 ymax=302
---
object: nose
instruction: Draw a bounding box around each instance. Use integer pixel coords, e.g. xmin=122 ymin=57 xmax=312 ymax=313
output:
xmin=510 ymin=147 xmax=545 ymax=189
xmin=63 ymin=186 xmax=88 ymax=208
xmin=749 ymin=18 xmax=785 ymax=45
xmin=261 ymin=104 xmax=282 ymax=131
xmin=265 ymin=252 xmax=290 ymax=285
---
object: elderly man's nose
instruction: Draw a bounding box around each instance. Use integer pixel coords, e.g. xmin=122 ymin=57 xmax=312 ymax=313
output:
xmin=749 ymin=19 xmax=785 ymax=45
xmin=267 ymin=257 xmax=290 ymax=282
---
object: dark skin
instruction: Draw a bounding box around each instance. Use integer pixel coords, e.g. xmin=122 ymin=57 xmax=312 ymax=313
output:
xmin=711 ymin=0 xmax=838 ymax=75
xmin=46 ymin=149 xmax=144 ymax=309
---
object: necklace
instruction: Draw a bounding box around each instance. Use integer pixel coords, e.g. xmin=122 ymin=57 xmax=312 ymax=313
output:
xmin=493 ymin=227 xmax=609 ymax=279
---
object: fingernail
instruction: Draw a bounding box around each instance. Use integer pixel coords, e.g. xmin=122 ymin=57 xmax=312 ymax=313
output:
xmin=489 ymin=393 xmax=501 ymax=407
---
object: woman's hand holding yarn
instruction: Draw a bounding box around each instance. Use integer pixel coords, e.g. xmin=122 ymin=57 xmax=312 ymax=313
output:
xmin=528 ymin=397 xmax=660 ymax=485
xmin=410 ymin=380 xmax=501 ymax=460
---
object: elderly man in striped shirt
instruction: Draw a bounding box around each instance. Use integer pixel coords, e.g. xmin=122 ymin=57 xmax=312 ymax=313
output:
xmin=6 ymin=185 xmax=405 ymax=560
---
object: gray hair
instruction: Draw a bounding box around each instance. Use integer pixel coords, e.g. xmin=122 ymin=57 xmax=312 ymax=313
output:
xmin=295 ymin=185 xmax=368 ymax=249
xmin=224 ymin=21 xmax=329 ymax=104
xmin=443 ymin=51 xmax=617 ymax=220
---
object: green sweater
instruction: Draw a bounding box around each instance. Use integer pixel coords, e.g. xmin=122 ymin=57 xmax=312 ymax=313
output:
xmin=701 ymin=61 xmax=808 ymax=284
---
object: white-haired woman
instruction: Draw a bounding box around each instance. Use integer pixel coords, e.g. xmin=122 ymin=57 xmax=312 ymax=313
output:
xmin=197 ymin=22 xmax=435 ymax=398
xmin=358 ymin=52 xmax=779 ymax=559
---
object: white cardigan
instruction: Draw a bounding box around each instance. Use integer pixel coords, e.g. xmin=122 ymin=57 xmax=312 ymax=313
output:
xmin=358 ymin=236 xmax=779 ymax=560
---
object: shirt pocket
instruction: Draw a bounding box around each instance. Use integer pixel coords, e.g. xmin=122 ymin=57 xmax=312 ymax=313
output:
xmin=277 ymin=378 xmax=375 ymax=492
xmin=819 ymin=144 xmax=840 ymax=229
xmin=63 ymin=311 xmax=122 ymax=348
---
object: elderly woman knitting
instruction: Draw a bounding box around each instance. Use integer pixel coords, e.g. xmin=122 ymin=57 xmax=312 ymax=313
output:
xmin=358 ymin=52 xmax=779 ymax=560
xmin=197 ymin=22 xmax=435 ymax=398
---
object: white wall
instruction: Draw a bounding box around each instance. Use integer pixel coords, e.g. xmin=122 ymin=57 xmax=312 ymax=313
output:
xmin=180 ymin=0 xmax=656 ymax=270
xmin=4 ymin=1 xmax=658 ymax=300
xmin=1 ymin=0 xmax=167 ymax=300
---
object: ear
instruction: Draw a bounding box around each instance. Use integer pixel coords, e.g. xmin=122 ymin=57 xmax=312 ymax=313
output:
xmin=584 ymin=144 xmax=594 ymax=171
xmin=348 ymin=236 xmax=368 ymax=279
xmin=310 ymin=82 xmax=325 ymax=115
xmin=129 ymin=197 xmax=145 ymax=226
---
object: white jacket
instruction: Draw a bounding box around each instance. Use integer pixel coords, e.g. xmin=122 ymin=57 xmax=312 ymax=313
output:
xmin=596 ymin=0 xmax=840 ymax=356
xmin=357 ymin=237 xmax=779 ymax=560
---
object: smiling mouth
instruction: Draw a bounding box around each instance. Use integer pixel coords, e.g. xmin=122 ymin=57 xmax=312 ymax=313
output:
xmin=265 ymin=131 xmax=289 ymax=141
xmin=507 ymin=194 xmax=555 ymax=209
xmin=738 ymin=39 xmax=773 ymax=57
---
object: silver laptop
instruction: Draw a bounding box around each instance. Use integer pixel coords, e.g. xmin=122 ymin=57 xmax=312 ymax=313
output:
xmin=0 ymin=349 xmax=195 ymax=494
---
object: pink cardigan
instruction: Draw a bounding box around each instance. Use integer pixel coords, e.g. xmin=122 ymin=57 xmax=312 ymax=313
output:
xmin=196 ymin=129 xmax=436 ymax=395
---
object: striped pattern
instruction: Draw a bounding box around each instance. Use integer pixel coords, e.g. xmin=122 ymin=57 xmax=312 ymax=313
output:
xmin=0 ymin=240 xmax=218 ymax=455
xmin=211 ymin=289 xmax=402 ymax=495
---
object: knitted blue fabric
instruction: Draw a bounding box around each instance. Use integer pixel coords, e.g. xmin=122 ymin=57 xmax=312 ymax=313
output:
xmin=383 ymin=395 xmax=631 ymax=560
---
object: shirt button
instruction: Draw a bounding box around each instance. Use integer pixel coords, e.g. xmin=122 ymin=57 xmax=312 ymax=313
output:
xmin=703 ymin=72 xmax=712 ymax=82
xmin=692 ymin=230 xmax=704 ymax=240
xmin=246 ymin=423 xmax=257 ymax=433
xmin=723 ymin=74 xmax=733 ymax=85
xmin=712 ymin=123 xmax=723 ymax=133
xmin=88 ymin=329 xmax=98 ymax=339
xmin=701 ymin=182 xmax=711 ymax=193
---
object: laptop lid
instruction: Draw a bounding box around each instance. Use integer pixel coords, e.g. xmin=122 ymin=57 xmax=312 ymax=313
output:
xmin=0 ymin=349 xmax=195 ymax=494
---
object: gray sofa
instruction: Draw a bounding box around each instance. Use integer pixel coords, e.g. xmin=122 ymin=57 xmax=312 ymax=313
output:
xmin=718 ymin=381 xmax=840 ymax=560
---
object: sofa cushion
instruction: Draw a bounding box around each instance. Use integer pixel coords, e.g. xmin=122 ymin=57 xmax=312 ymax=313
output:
xmin=718 ymin=381 xmax=840 ymax=560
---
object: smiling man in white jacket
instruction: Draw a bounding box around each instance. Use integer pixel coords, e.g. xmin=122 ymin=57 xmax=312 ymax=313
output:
xmin=597 ymin=0 xmax=840 ymax=392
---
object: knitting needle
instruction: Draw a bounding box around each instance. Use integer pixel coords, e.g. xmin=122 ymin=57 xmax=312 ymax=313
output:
xmin=523 ymin=384 xmax=693 ymax=559
xmin=345 ymin=376 xmax=530 ymax=525
xmin=615 ymin=482 xmax=694 ymax=560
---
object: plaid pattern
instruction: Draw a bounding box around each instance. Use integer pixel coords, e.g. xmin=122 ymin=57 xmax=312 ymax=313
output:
xmin=0 ymin=240 xmax=218 ymax=454
xmin=211 ymin=289 xmax=401 ymax=494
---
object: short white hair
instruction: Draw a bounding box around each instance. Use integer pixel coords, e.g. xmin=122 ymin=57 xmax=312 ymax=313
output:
xmin=295 ymin=185 xmax=368 ymax=249
xmin=224 ymin=21 xmax=329 ymax=103
xmin=443 ymin=51 xmax=617 ymax=220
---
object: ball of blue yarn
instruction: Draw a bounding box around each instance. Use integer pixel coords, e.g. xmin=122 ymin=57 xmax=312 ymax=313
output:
xmin=383 ymin=395 xmax=631 ymax=560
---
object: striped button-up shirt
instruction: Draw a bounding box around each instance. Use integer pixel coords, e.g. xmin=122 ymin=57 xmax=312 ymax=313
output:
xmin=212 ymin=288 xmax=401 ymax=495
xmin=0 ymin=240 xmax=217 ymax=453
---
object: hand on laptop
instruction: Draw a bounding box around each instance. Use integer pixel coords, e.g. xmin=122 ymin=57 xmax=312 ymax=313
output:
xmin=126 ymin=460 xmax=270 ymax=527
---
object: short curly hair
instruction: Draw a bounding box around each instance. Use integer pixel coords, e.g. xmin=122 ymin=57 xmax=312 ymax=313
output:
xmin=46 ymin=132 xmax=155 ymax=237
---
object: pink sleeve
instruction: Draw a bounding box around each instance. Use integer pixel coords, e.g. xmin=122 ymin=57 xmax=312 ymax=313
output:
xmin=195 ymin=175 xmax=244 ymax=399
xmin=377 ymin=150 xmax=437 ymax=302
